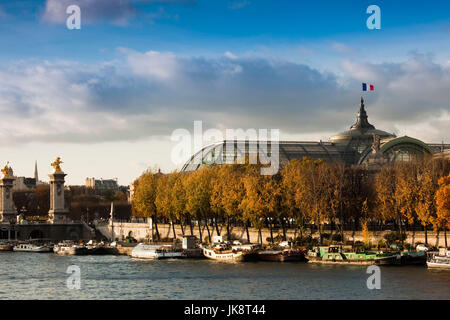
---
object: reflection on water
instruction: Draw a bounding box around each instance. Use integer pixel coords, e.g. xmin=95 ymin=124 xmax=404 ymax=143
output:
xmin=0 ymin=253 xmax=449 ymax=300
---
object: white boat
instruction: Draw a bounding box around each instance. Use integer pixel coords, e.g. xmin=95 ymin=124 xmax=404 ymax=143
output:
xmin=202 ymin=244 xmax=245 ymax=262
xmin=53 ymin=242 xmax=88 ymax=255
xmin=131 ymin=243 xmax=185 ymax=259
xmin=427 ymin=248 xmax=450 ymax=269
xmin=13 ymin=243 xmax=53 ymax=253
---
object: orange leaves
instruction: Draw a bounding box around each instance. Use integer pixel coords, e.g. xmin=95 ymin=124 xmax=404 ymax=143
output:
xmin=435 ymin=173 xmax=450 ymax=229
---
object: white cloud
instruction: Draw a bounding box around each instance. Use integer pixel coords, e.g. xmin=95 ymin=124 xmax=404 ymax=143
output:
xmin=225 ymin=51 xmax=238 ymax=59
xmin=123 ymin=49 xmax=178 ymax=80
xmin=0 ymin=52 xmax=448 ymax=149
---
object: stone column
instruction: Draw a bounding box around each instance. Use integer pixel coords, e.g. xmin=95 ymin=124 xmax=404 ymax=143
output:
xmin=48 ymin=157 xmax=69 ymax=224
xmin=0 ymin=167 xmax=17 ymax=223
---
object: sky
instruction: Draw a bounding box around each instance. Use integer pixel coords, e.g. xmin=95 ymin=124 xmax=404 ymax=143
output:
xmin=0 ymin=0 xmax=450 ymax=185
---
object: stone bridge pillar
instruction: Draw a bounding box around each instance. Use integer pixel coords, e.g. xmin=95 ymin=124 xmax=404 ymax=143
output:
xmin=48 ymin=157 xmax=69 ymax=224
xmin=0 ymin=163 xmax=17 ymax=223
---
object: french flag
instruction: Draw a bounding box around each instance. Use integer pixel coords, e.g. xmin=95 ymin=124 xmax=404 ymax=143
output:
xmin=362 ymin=83 xmax=374 ymax=91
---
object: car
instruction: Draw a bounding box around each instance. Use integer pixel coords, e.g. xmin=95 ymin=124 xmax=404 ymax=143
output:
xmin=416 ymin=243 xmax=431 ymax=252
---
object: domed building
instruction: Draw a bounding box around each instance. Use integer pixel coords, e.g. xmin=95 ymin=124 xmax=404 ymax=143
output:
xmin=182 ymin=98 xmax=450 ymax=172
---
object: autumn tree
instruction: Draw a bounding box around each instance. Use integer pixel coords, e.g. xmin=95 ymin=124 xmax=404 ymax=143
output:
xmin=376 ymin=166 xmax=403 ymax=238
xmin=184 ymin=166 xmax=213 ymax=243
xmin=435 ymin=173 xmax=450 ymax=248
xmin=171 ymin=172 xmax=188 ymax=235
xmin=395 ymin=162 xmax=419 ymax=245
xmin=133 ymin=169 xmax=161 ymax=240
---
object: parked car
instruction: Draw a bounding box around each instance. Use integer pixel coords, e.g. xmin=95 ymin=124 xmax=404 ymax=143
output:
xmin=416 ymin=243 xmax=431 ymax=252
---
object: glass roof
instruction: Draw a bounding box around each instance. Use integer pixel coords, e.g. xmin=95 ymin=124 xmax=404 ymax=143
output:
xmin=181 ymin=140 xmax=359 ymax=172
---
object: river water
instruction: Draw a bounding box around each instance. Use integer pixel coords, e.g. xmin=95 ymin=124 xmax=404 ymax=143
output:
xmin=0 ymin=253 xmax=448 ymax=300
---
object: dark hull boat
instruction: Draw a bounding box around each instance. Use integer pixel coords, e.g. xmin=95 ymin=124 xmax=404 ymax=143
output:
xmin=258 ymin=250 xmax=307 ymax=262
xmin=86 ymin=246 xmax=117 ymax=255
xmin=242 ymin=251 xmax=259 ymax=262
xmin=395 ymin=251 xmax=427 ymax=265
xmin=0 ymin=242 xmax=13 ymax=251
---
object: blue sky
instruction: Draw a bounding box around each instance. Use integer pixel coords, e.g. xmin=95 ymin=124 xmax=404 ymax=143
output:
xmin=0 ymin=0 xmax=449 ymax=184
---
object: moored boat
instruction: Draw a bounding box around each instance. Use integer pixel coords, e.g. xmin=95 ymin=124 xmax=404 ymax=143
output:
xmin=13 ymin=242 xmax=53 ymax=253
xmin=53 ymin=242 xmax=88 ymax=255
xmin=231 ymin=243 xmax=260 ymax=261
xmin=258 ymin=249 xmax=307 ymax=262
xmin=202 ymin=243 xmax=245 ymax=262
xmin=427 ymin=248 xmax=450 ymax=269
xmin=0 ymin=242 xmax=13 ymax=251
xmin=307 ymin=245 xmax=399 ymax=265
xmin=131 ymin=243 xmax=185 ymax=259
xmin=85 ymin=240 xmax=118 ymax=255
xmin=395 ymin=250 xmax=427 ymax=265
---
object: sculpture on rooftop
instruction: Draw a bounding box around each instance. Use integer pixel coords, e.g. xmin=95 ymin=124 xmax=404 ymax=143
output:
xmin=372 ymin=134 xmax=381 ymax=154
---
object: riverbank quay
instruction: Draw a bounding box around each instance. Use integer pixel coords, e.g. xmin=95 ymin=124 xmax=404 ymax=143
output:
xmin=95 ymin=221 xmax=447 ymax=247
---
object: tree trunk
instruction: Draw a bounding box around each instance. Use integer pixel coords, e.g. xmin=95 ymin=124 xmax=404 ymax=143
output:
xmin=197 ymin=219 xmax=203 ymax=242
xmin=188 ymin=214 xmax=194 ymax=235
xmin=204 ymin=214 xmax=211 ymax=243
xmin=445 ymin=228 xmax=448 ymax=248
xmin=226 ymin=217 xmax=231 ymax=239
xmin=435 ymin=229 xmax=440 ymax=247
xmin=281 ymin=218 xmax=287 ymax=241
xmin=245 ymin=220 xmax=250 ymax=243
xmin=258 ymin=228 xmax=262 ymax=245
xmin=424 ymin=224 xmax=428 ymax=245
xmin=153 ymin=215 xmax=160 ymax=240
xmin=269 ymin=220 xmax=274 ymax=244
xmin=171 ymin=220 xmax=176 ymax=240
xmin=317 ymin=214 xmax=322 ymax=245
xmin=180 ymin=221 xmax=185 ymax=236
xmin=351 ymin=220 xmax=356 ymax=245
xmin=214 ymin=216 xmax=220 ymax=236
xmin=398 ymin=218 xmax=404 ymax=245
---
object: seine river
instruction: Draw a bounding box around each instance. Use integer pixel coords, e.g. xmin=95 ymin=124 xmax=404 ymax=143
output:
xmin=0 ymin=253 xmax=448 ymax=300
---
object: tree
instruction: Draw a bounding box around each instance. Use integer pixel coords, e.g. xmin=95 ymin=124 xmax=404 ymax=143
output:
xmin=435 ymin=173 xmax=450 ymax=248
xmin=396 ymin=162 xmax=419 ymax=245
xmin=376 ymin=166 xmax=403 ymax=238
xmin=416 ymin=168 xmax=437 ymax=245
xmin=171 ymin=172 xmax=187 ymax=235
xmin=155 ymin=174 xmax=175 ymax=238
xmin=133 ymin=169 xmax=161 ymax=240
xmin=185 ymin=166 xmax=213 ymax=243
xmin=240 ymin=165 xmax=266 ymax=244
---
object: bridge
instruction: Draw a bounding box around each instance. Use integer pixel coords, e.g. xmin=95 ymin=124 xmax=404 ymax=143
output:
xmin=0 ymin=221 xmax=95 ymax=241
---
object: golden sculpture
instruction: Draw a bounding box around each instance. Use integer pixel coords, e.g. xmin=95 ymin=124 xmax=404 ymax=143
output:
xmin=51 ymin=157 xmax=63 ymax=173
xmin=1 ymin=161 xmax=12 ymax=178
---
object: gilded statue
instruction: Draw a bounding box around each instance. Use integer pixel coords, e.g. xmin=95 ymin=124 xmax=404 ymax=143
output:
xmin=1 ymin=161 xmax=12 ymax=178
xmin=51 ymin=157 xmax=63 ymax=173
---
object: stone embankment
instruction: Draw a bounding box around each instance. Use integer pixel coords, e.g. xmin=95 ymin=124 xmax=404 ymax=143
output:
xmin=97 ymin=221 xmax=447 ymax=247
